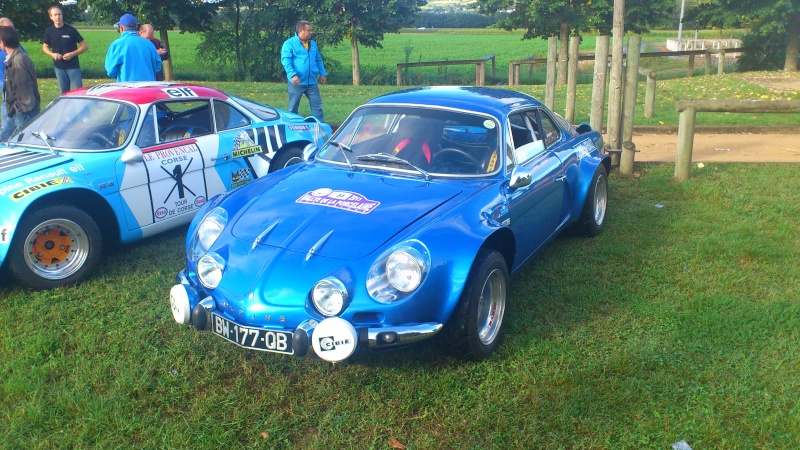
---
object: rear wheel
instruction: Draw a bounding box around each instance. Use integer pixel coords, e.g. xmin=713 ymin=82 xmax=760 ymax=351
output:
xmin=269 ymin=145 xmax=304 ymax=173
xmin=577 ymin=165 xmax=608 ymax=237
xmin=9 ymin=205 xmax=102 ymax=290
xmin=445 ymin=249 xmax=508 ymax=361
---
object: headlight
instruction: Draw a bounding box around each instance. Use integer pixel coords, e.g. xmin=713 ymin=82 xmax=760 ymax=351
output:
xmin=197 ymin=252 xmax=226 ymax=289
xmin=312 ymin=277 xmax=347 ymax=316
xmin=386 ymin=249 xmax=425 ymax=292
xmin=189 ymin=208 xmax=228 ymax=261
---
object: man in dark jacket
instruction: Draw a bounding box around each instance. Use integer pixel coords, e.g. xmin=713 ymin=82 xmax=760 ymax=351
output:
xmin=0 ymin=26 xmax=40 ymax=142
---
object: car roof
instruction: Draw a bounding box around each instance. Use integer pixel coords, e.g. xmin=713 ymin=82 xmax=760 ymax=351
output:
xmin=366 ymin=86 xmax=544 ymax=118
xmin=64 ymin=82 xmax=230 ymax=104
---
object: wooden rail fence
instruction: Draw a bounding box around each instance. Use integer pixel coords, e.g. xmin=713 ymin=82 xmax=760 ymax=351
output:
xmin=397 ymin=55 xmax=495 ymax=86
xmin=674 ymin=99 xmax=800 ymax=181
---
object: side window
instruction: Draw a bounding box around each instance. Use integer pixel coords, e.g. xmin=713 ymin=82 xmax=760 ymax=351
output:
xmin=137 ymin=105 xmax=157 ymax=148
xmin=508 ymin=111 xmax=544 ymax=164
xmin=214 ymin=100 xmax=251 ymax=132
xmin=157 ymin=100 xmax=213 ymax=143
xmin=508 ymin=113 xmax=532 ymax=148
xmin=538 ymin=111 xmax=562 ymax=147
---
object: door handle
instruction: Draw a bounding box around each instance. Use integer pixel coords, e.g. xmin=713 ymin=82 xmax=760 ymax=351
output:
xmin=554 ymin=175 xmax=566 ymax=183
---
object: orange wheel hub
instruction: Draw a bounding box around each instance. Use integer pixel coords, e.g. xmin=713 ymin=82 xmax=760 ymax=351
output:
xmin=31 ymin=228 xmax=72 ymax=265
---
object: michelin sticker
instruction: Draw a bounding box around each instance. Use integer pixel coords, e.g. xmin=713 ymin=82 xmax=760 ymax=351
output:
xmin=142 ymin=143 xmax=208 ymax=221
xmin=296 ymin=188 xmax=380 ymax=214
xmin=232 ymin=130 xmax=264 ymax=159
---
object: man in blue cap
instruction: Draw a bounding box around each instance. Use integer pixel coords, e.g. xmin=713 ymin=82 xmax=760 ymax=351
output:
xmin=104 ymin=13 xmax=161 ymax=82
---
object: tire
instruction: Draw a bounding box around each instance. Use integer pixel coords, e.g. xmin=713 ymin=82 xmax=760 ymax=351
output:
xmin=445 ymin=249 xmax=508 ymax=361
xmin=269 ymin=145 xmax=304 ymax=173
xmin=8 ymin=205 xmax=102 ymax=290
xmin=577 ymin=165 xmax=608 ymax=237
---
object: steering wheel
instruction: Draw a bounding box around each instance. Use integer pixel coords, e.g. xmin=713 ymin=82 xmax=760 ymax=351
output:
xmin=431 ymin=147 xmax=482 ymax=173
xmin=90 ymin=131 xmax=118 ymax=148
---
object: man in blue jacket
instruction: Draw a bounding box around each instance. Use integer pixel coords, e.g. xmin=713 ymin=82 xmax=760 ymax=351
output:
xmin=104 ymin=14 xmax=161 ymax=82
xmin=281 ymin=20 xmax=327 ymax=122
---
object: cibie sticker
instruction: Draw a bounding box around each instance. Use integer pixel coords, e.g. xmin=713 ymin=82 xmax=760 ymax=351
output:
xmin=296 ymin=188 xmax=380 ymax=214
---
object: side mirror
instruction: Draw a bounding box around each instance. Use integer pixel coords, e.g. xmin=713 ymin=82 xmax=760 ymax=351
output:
xmin=509 ymin=167 xmax=532 ymax=190
xmin=121 ymin=145 xmax=144 ymax=164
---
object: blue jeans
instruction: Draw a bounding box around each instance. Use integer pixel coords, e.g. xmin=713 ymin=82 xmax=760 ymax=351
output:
xmin=55 ymin=67 xmax=83 ymax=94
xmin=288 ymin=83 xmax=324 ymax=122
xmin=0 ymin=109 xmax=38 ymax=142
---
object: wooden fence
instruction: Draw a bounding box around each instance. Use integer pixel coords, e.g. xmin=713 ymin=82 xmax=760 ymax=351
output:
xmin=508 ymin=48 xmax=746 ymax=86
xmin=396 ymin=55 xmax=496 ymax=86
xmin=674 ymin=99 xmax=800 ymax=181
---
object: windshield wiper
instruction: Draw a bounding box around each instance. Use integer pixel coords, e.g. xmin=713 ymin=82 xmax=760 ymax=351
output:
xmin=31 ymin=131 xmax=58 ymax=155
xmin=328 ymin=140 xmax=354 ymax=170
xmin=356 ymin=152 xmax=431 ymax=180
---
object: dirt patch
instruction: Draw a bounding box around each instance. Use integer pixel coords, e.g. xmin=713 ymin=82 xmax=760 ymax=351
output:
xmin=629 ymin=132 xmax=800 ymax=162
xmin=627 ymin=71 xmax=800 ymax=163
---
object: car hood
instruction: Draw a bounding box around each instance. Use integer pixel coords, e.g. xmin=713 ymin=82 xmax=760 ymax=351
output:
xmin=230 ymin=166 xmax=463 ymax=259
xmin=0 ymin=147 xmax=74 ymax=185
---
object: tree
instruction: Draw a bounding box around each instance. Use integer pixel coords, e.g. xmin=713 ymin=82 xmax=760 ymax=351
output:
xmin=687 ymin=0 xmax=800 ymax=71
xmin=475 ymin=0 xmax=672 ymax=84
xmin=79 ymin=0 xmax=218 ymax=80
xmin=199 ymin=0 xmax=317 ymax=82
xmin=315 ymin=0 xmax=425 ymax=85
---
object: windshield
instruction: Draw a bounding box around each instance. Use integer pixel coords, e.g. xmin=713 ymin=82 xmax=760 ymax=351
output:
xmin=317 ymin=106 xmax=501 ymax=177
xmin=13 ymin=97 xmax=138 ymax=151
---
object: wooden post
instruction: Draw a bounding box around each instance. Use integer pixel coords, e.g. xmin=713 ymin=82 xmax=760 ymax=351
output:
xmin=675 ymin=107 xmax=696 ymax=182
xmin=688 ymin=53 xmax=695 ymax=77
xmin=607 ymin=0 xmax=626 ymax=166
xmin=508 ymin=63 xmax=515 ymax=86
xmin=590 ymin=36 xmax=610 ymax=132
xmin=705 ymin=51 xmax=712 ymax=75
xmin=639 ymin=67 xmax=656 ymax=118
xmin=718 ymin=50 xmax=725 ymax=75
xmin=397 ymin=65 xmax=402 ymax=86
xmin=545 ymin=37 xmax=558 ymax=110
xmin=491 ymin=55 xmax=496 ymax=79
xmin=476 ymin=62 xmax=484 ymax=86
xmin=566 ymin=36 xmax=581 ymax=123
xmin=620 ymin=35 xmax=641 ymax=175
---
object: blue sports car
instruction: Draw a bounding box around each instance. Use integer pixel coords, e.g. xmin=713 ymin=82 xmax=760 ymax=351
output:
xmin=169 ymin=86 xmax=610 ymax=362
xmin=0 ymin=82 xmax=330 ymax=289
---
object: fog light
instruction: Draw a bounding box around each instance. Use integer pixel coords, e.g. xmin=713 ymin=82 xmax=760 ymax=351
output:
xmin=169 ymin=284 xmax=191 ymax=324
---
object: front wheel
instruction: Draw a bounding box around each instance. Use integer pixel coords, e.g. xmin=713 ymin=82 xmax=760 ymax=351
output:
xmin=269 ymin=145 xmax=304 ymax=173
xmin=576 ymin=165 xmax=608 ymax=237
xmin=8 ymin=205 xmax=102 ymax=290
xmin=445 ymin=249 xmax=508 ymax=361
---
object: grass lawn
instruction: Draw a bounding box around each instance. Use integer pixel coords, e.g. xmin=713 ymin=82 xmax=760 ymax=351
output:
xmin=1 ymin=162 xmax=798 ymax=448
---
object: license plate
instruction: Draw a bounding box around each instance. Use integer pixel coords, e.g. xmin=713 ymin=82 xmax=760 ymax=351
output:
xmin=211 ymin=313 xmax=293 ymax=354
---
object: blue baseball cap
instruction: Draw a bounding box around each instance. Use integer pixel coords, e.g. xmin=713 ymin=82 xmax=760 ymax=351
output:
xmin=115 ymin=13 xmax=137 ymax=28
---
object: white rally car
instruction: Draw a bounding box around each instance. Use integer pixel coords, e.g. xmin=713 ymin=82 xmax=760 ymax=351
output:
xmin=0 ymin=82 xmax=331 ymax=289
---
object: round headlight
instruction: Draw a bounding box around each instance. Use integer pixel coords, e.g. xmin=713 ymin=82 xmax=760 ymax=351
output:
xmin=312 ymin=277 xmax=347 ymax=316
xmin=197 ymin=252 xmax=226 ymax=289
xmin=197 ymin=209 xmax=228 ymax=250
xmin=386 ymin=249 xmax=424 ymax=292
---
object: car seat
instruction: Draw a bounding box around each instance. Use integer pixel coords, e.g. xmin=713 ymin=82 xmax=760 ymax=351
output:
xmin=390 ymin=116 xmax=443 ymax=167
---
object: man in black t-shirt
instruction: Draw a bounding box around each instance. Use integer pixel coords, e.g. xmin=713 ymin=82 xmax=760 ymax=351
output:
xmin=42 ymin=5 xmax=88 ymax=94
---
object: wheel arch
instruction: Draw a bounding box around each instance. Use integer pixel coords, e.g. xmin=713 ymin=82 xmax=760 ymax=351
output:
xmin=19 ymin=188 xmax=121 ymax=247
xmin=570 ymin=155 xmax=610 ymax=223
xmin=479 ymin=227 xmax=516 ymax=274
